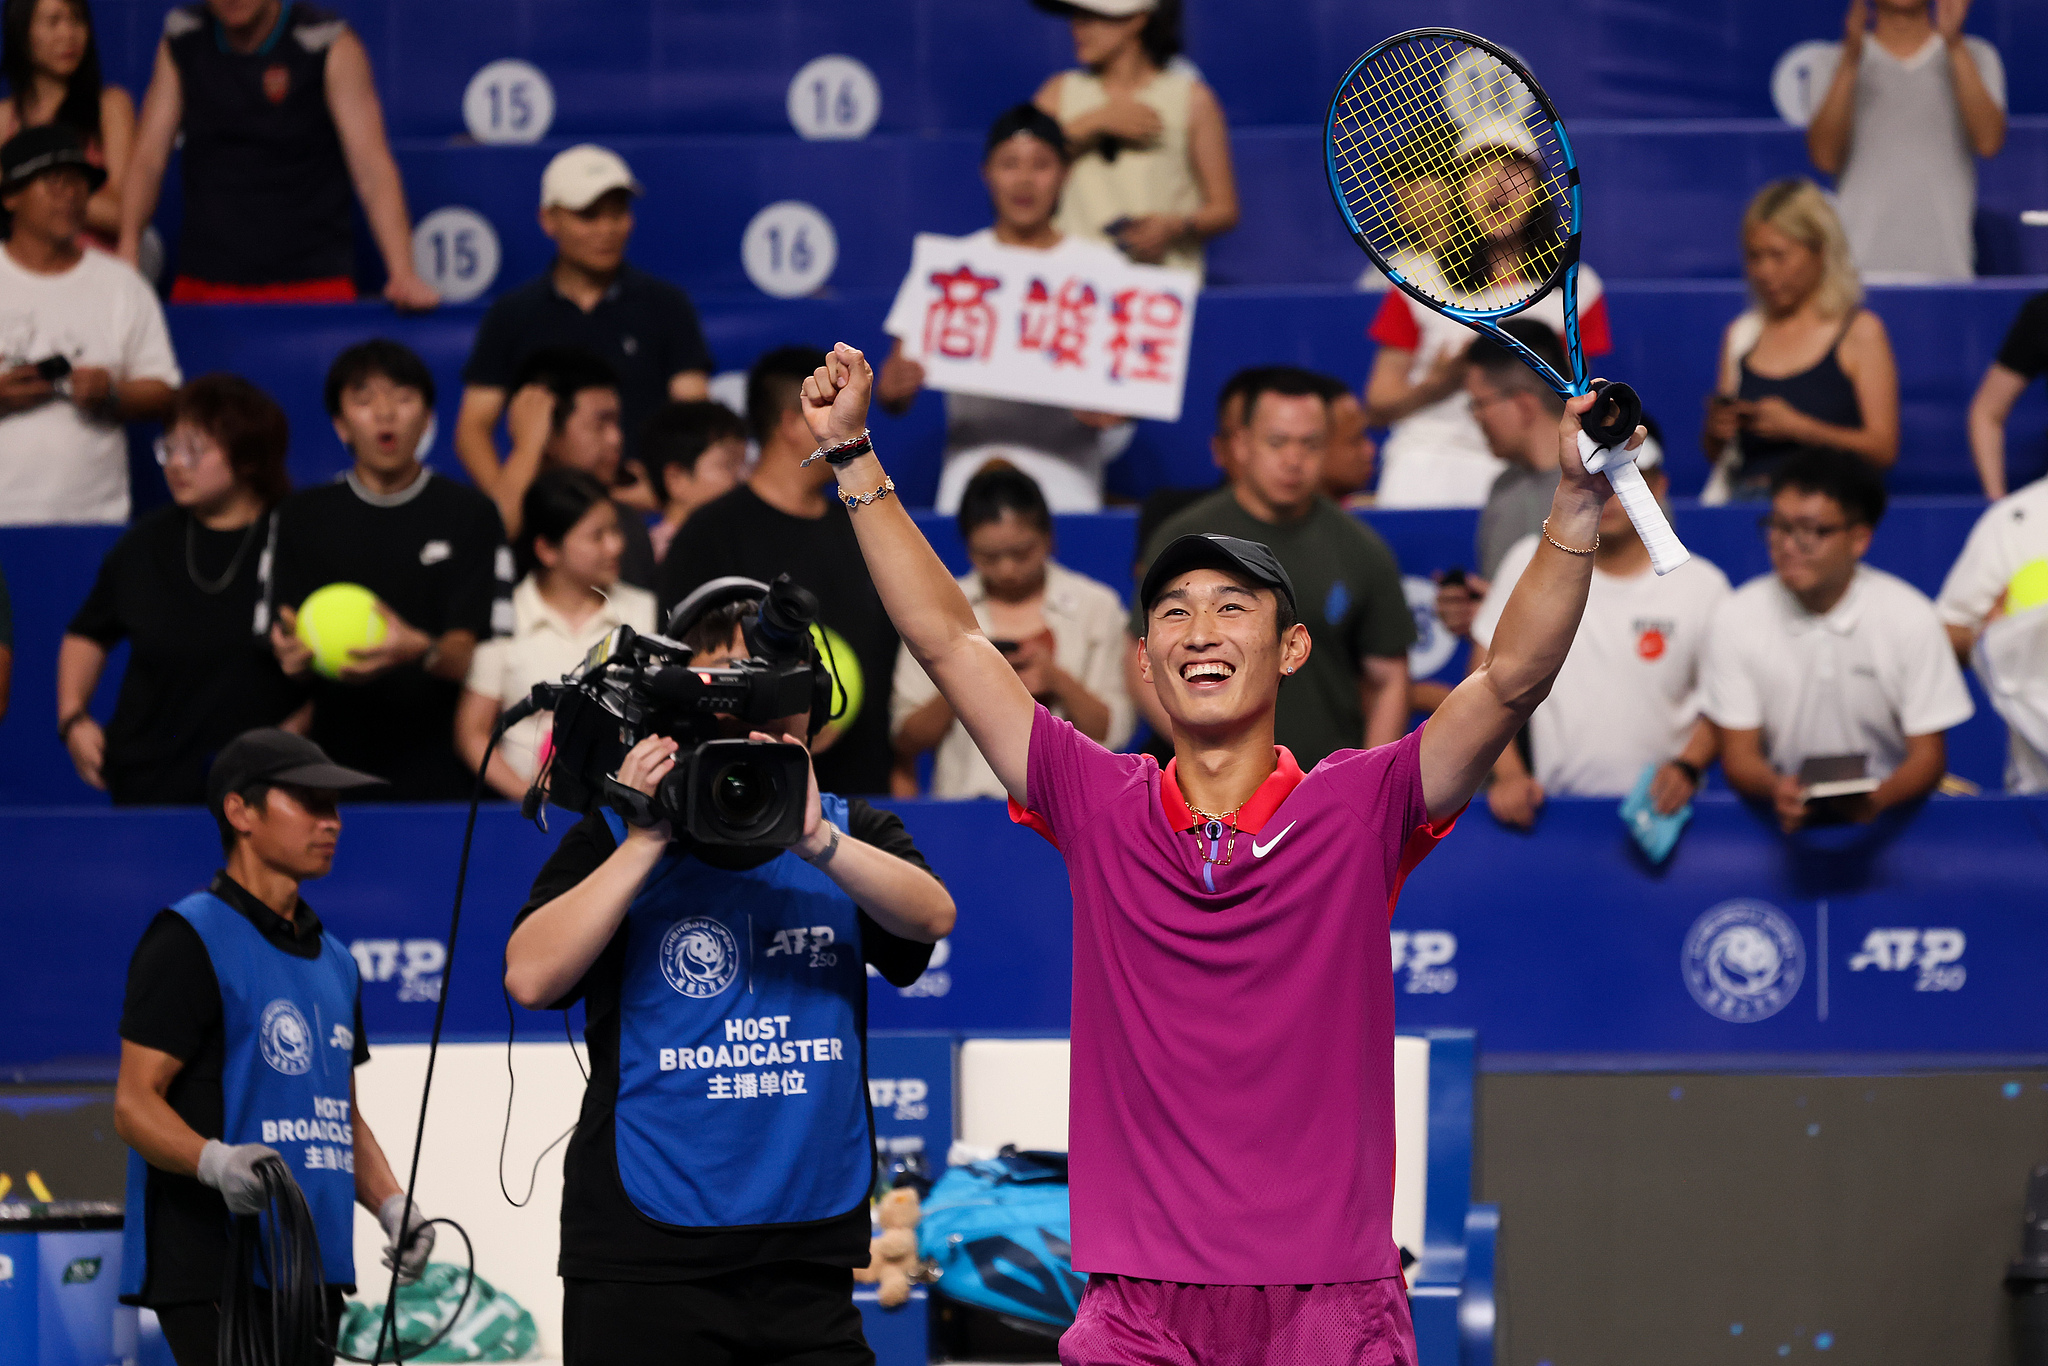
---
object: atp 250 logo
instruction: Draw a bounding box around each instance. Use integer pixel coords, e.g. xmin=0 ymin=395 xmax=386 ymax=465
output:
xmin=1390 ymin=930 xmax=1457 ymax=994
xmin=1848 ymin=927 xmax=1966 ymax=992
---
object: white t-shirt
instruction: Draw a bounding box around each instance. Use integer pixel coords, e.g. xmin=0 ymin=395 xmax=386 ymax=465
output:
xmin=1471 ymin=535 xmax=1731 ymax=796
xmin=1701 ymin=565 xmax=1975 ymax=781
xmin=465 ymin=575 xmax=659 ymax=780
xmin=0 ymin=245 xmax=181 ymax=525
xmin=1935 ymin=475 xmax=2048 ymax=790
xmin=1363 ymin=257 xmax=1610 ymax=509
xmin=883 ymin=228 xmax=1129 ymax=513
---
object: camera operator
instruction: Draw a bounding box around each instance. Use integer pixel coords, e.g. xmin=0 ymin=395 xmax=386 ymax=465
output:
xmin=504 ymin=586 xmax=955 ymax=1366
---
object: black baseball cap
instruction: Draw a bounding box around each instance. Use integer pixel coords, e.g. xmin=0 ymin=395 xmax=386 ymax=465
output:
xmin=1138 ymin=533 xmax=1297 ymax=620
xmin=0 ymin=126 xmax=108 ymax=195
xmin=206 ymin=729 xmax=386 ymax=814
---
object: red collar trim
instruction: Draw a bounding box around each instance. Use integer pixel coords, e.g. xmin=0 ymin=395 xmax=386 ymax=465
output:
xmin=1159 ymin=747 xmax=1304 ymax=836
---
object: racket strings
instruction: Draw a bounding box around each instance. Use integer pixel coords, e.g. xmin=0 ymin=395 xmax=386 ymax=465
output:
xmin=1330 ymin=35 xmax=1572 ymax=310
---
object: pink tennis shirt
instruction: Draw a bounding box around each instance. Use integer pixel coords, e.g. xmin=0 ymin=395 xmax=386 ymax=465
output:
xmin=1011 ymin=705 xmax=1451 ymax=1286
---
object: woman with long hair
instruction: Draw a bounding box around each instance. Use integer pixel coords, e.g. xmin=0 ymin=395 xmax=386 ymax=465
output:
xmin=0 ymin=0 xmax=132 ymax=244
xmin=1361 ymin=126 xmax=1613 ymax=508
xmin=1702 ymin=178 xmax=1898 ymax=500
xmin=1030 ymin=0 xmax=1237 ymax=280
xmin=456 ymin=468 xmax=656 ymax=800
xmin=58 ymin=375 xmax=300 ymax=803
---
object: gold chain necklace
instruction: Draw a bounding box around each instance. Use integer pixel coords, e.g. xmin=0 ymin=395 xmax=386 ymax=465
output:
xmin=1185 ymin=801 xmax=1244 ymax=891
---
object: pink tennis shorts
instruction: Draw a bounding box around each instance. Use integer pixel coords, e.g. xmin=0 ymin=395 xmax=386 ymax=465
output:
xmin=1058 ymin=1274 xmax=1418 ymax=1366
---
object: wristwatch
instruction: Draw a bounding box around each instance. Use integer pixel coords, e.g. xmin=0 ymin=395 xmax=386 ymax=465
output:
xmin=801 ymin=820 xmax=842 ymax=868
xmin=1666 ymin=758 xmax=1702 ymax=785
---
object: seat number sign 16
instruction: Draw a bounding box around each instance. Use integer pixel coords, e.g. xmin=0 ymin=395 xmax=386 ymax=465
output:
xmin=787 ymin=55 xmax=880 ymax=140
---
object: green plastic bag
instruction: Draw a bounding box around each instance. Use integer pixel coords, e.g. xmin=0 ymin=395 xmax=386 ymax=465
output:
xmin=339 ymin=1264 xmax=539 ymax=1362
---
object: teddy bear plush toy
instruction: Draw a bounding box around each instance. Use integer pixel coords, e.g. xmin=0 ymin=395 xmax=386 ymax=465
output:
xmin=853 ymin=1185 xmax=923 ymax=1307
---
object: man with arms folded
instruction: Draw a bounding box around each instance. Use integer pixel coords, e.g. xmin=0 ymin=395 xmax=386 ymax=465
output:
xmin=1702 ymin=449 xmax=1973 ymax=832
xmin=793 ymin=341 xmax=1637 ymax=1364
xmin=1470 ymin=437 xmax=1730 ymax=827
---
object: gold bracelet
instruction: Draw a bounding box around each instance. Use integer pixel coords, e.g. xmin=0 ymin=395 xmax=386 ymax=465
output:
xmin=1542 ymin=517 xmax=1598 ymax=556
xmin=838 ymin=475 xmax=895 ymax=510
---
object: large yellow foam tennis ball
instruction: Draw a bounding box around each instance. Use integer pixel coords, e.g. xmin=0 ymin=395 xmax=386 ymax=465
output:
xmin=810 ymin=623 xmax=863 ymax=735
xmin=296 ymin=582 xmax=387 ymax=679
xmin=2007 ymin=558 xmax=2048 ymax=616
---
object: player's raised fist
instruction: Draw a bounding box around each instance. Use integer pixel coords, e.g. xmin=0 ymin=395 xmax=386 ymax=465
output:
xmin=801 ymin=342 xmax=873 ymax=447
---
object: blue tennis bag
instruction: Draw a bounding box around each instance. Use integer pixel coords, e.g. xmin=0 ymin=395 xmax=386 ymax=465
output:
xmin=918 ymin=1149 xmax=1087 ymax=1331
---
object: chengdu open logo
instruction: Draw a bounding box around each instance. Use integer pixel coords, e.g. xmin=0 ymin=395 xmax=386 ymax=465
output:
xmin=1682 ymin=900 xmax=1805 ymax=1023
xmin=661 ymin=918 xmax=741 ymax=999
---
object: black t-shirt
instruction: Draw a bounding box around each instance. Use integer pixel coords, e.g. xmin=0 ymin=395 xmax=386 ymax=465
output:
xmin=462 ymin=265 xmax=715 ymax=464
xmin=67 ymin=507 xmax=304 ymax=805
xmin=1996 ymin=292 xmax=2048 ymax=381
xmin=269 ymin=470 xmax=511 ymax=800
xmin=164 ymin=2 xmax=354 ymax=286
xmin=656 ymin=486 xmax=899 ymax=795
xmin=118 ymin=872 xmax=368 ymax=1306
xmin=516 ymin=804 xmax=936 ymax=1282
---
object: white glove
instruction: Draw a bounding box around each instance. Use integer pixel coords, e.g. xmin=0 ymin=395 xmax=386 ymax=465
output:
xmin=196 ymin=1140 xmax=285 ymax=1215
xmin=378 ymin=1193 xmax=436 ymax=1283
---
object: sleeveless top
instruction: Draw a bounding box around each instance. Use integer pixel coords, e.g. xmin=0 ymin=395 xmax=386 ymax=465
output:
xmin=1053 ymin=66 xmax=1204 ymax=280
xmin=120 ymin=891 xmax=361 ymax=1296
xmin=165 ymin=2 xmax=354 ymax=285
xmin=1737 ymin=312 xmax=1864 ymax=483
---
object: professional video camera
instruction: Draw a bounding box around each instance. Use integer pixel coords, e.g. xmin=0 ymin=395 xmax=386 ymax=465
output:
xmin=503 ymin=574 xmax=834 ymax=848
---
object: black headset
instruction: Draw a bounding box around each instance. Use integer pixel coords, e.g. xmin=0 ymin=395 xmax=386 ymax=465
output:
xmin=663 ymin=576 xmax=843 ymax=740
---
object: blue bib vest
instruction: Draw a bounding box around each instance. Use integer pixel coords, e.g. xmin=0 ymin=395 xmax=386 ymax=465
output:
xmin=120 ymin=891 xmax=361 ymax=1296
xmin=604 ymin=796 xmax=875 ymax=1229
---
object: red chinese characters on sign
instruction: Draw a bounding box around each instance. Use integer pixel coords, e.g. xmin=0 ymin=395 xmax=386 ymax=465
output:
xmin=1018 ymin=277 xmax=1097 ymax=368
xmin=1107 ymin=288 xmax=1185 ymax=383
xmin=922 ymin=263 xmax=1003 ymax=360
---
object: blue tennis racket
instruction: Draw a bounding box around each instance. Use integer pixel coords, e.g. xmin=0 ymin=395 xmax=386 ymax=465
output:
xmin=1325 ymin=28 xmax=1689 ymax=574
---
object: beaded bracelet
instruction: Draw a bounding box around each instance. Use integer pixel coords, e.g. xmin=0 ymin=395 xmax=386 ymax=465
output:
xmin=801 ymin=429 xmax=874 ymax=468
xmin=838 ymin=475 xmax=895 ymax=511
xmin=1541 ymin=517 xmax=1598 ymax=556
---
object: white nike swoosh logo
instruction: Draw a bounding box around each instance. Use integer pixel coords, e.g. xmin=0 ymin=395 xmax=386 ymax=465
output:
xmin=1251 ymin=822 xmax=1297 ymax=858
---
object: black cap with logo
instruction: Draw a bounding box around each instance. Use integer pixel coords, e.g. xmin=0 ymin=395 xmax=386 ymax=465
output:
xmin=0 ymin=125 xmax=108 ymax=195
xmin=1138 ymin=533 xmax=1296 ymax=621
xmin=206 ymin=729 xmax=386 ymax=817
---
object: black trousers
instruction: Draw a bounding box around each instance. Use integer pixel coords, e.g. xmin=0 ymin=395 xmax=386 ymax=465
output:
xmin=563 ymin=1262 xmax=874 ymax=1366
xmin=155 ymin=1288 xmax=346 ymax=1366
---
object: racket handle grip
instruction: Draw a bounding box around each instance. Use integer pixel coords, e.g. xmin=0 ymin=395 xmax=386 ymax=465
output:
xmin=1605 ymin=460 xmax=1691 ymax=576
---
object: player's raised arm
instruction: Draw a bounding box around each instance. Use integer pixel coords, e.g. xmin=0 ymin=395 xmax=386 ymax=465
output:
xmin=1421 ymin=390 xmax=1638 ymax=822
xmin=800 ymin=344 xmax=1037 ymax=803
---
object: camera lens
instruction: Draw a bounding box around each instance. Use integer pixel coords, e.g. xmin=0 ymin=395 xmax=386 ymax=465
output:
xmin=710 ymin=761 xmax=776 ymax=827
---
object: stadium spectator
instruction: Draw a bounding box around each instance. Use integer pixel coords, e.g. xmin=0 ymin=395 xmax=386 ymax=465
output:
xmin=1703 ymin=180 xmax=1898 ymax=499
xmin=879 ymin=104 xmax=1132 ymax=513
xmin=0 ymin=125 xmax=177 ymax=526
xmin=892 ymin=463 xmax=1131 ymax=798
xmin=1032 ymin=0 xmax=1238 ymax=279
xmin=1936 ymin=470 xmax=2048 ymax=793
xmin=1469 ymin=440 xmax=1730 ymax=828
xmin=1805 ymin=0 xmax=2005 ymax=282
xmin=1130 ymin=367 xmax=1412 ymax=768
xmin=458 ymin=470 xmax=656 ymax=801
xmin=58 ymin=375 xmax=299 ymax=803
xmin=456 ymin=144 xmax=713 ymax=497
xmin=1966 ymin=290 xmax=2048 ymax=500
xmin=267 ymin=340 xmax=513 ymax=801
xmin=489 ymin=346 xmax=658 ymax=590
xmin=640 ymin=399 xmax=747 ymax=566
xmin=118 ymin=0 xmax=437 ymax=306
xmin=1320 ymin=386 xmax=1377 ymax=509
xmin=1363 ymin=128 xmax=1612 ymax=508
xmin=1703 ymin=450 xmax=1972 ymax=833
xmin=1468 ymin=322 xmax=1568 ymax=580
xmin=0 ymin=0 xmax=133 ymax=247
xmin=1132 ymin=365 xmax=1269 ymax=577
xmin=658 ymin=346 xmax=900 ymax=796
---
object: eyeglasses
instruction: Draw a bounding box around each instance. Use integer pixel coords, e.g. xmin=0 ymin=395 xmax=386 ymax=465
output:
xmin=1758 ymin=515 xmax=1850 ymax=552
xmin=154 ymin=435 xmax=216 ymax=469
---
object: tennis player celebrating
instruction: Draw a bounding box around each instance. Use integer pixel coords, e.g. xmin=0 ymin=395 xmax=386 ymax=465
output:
xmin=802 ymin=343 xmax=1631 ymax=1364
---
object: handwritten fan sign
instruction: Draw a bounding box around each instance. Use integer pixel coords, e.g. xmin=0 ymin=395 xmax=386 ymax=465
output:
xmin=885 ymin=232 xmax=1200 ymax=422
